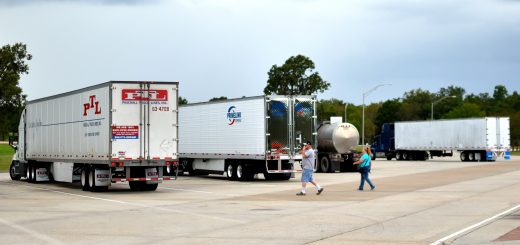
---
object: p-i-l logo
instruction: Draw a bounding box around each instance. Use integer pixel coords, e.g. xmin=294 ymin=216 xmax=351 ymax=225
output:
xmin=122 ymin=89 xmax=168 ymax=104
xmin=227 ymin=106 xmax=242 ymax=125
xmin=83 ymin=95 xmax=101 ymax=116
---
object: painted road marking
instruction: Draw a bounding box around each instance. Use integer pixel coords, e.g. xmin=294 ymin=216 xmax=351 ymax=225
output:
xmin=9 ymin=183 xmax=244 ymax=224
xmin=431 ymin=204 xmax=520 ymax=245
xmin=0 ymin=217 xmax=67 ymax=245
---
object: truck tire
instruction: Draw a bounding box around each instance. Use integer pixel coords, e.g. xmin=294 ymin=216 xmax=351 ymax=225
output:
xmin=396 ymin=152 xmax=403 ymax=161
xmin=226 ymin=164 xmax=237 ymax=180
xmin=236 ymin=163 xmax=254 ymax=181
xmin=319 ymin=156 xmax=331 ymax=173
xmin=371 ymin=154 xmax=376 ymax=161
xmin=129 ymin=181 xmax=144 ymax=191
xmin=10 ymin=161 xmax=21 ymax=180
xmin=403 ymin=152 xmax=409 ymax=160
xmin=81 ymin=166 xmax=90 ymax=191
xmin=144 ymin=183 xmax=158 ymax=191
xmin=468 ymin=152 xmax=475 ymax=161
xmin=26 ymin=163 xmax=32 ymax=182
xmin=30 ymin=164 xmax=38 ymax=183
xmin=386 ymin=155 xmax=393 ymax=160
xmin=460 ymin=152 xmax=467 ymax=161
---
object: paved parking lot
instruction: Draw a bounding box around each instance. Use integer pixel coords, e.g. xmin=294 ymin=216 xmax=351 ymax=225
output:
xmin=1 ymin=156 xmax=519 ymax=244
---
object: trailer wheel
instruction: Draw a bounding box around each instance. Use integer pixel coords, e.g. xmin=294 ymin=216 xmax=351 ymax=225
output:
xmin=460 ymin=152 xmax=466 ymax=161
xmin=236 ymin=163 xmax=254 ymax=181
xmin=81 ymin=166 xmax=90 ymax=191
xmin=236 ymin=164 xmax=244 ymax=180
xmin=421 ymin=152 xmax=429 ymax=161
xmin=386 ymin=155 xmax=393 ymax=160
xmin=319 ymin=156 xmax=331 ymax=173
xmin=129 ymin=181 xmax=144 ymax=191
xmin=144 ymin=183 xmax=158 ymax=191
xmin=10 ymin=161 xmax=21 ymax=180
xmin=468 ymin=152 xmax=475 ymax=161
xmin=30 ymin=163 xmax=38 ymax=183
xmin=396 ymin=152 xmax=403 ymax=161
xmin=226 ymin=164 xmax=237 ymax=180
xmin=26 ymin=163 xmax=32 ymax=182
xmin=403 ymin=152 xmax=410 ymax=160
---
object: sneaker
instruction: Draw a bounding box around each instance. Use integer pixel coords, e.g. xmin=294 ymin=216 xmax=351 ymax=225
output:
xmin=296 ymin=192 xmax=306 ymax=196
xmin=357 ymin=188 xmax=363 ymax=191
xmin=317 ymin=188 xmax=324 ymax=195
xmin=370 ymin=186 xmax=376 ymax=191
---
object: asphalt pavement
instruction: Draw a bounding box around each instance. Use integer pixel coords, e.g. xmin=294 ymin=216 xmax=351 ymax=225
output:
xmin=0 ymin=155 xmax=519 ymax=244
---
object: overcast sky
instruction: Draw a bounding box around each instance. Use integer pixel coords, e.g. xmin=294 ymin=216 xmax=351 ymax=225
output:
xmin=1 ymin=0 xmax=519 ymax=104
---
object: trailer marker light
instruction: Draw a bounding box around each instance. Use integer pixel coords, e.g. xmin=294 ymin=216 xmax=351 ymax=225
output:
xmin=118 ymin=162 xmax=124 ymax=167
xmin=111 ymin=162 xmax=116 ymax=167
xmin=173 ymin=161 xmax=178 ymax=166
xmin=166 ymin=161 xmax=171 ymax=165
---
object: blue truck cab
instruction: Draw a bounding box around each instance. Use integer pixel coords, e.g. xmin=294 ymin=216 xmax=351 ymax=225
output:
xmin=372 ymin=123 xmax=395 ymax=160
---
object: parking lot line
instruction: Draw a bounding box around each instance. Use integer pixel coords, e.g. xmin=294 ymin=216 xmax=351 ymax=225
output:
xmin=0 ymin=217 xmax=67 ymax=245
xmin=431 ymin=204 xmax=520 ymax=245
xmin=11 ymin=183 xmax=245 ymax=225
xmin=159 ymin=186 xmax=216 ymax=194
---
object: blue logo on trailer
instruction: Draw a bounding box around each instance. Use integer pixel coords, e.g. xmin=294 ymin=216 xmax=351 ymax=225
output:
xmin=227 ymin=106 xmax=242 ymax=125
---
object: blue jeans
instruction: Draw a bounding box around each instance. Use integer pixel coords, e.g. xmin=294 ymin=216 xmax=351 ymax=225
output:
xmin=359 ymin=170 xmax=375 ymax=190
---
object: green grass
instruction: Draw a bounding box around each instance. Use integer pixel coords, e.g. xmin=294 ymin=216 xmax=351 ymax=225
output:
xmin=0 ymin=144 xmax=15 ymax=172
xmin=510 ymin=151 xmax=520 ymax=156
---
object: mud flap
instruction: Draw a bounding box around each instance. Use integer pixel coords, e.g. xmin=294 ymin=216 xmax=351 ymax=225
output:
xmin=35 ymin=168 xmax=50 ymax=182
xmin=146 ymin=167 xmax=160 ymax=184
xmin=94 ymin=169 xmax=111 ymax=187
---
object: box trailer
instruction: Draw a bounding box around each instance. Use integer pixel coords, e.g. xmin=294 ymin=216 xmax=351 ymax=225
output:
xmin=372 ymin=117 xmax=511 ymax=161
xmin=9 ymin=81 xmax=179 ymax=191
xmin=179 ymin=95 xmax=317 ymax=181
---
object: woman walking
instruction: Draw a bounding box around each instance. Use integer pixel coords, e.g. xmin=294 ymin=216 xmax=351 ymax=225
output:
xmin=353 ymin=147 xmax=375 ymax=191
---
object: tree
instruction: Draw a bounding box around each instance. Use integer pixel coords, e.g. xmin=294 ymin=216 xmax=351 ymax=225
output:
xmin=443 ymin=103 xmax=485 ymax=119
xmin=398 ymin=89 xmax=434 ymax=120
xmin=375 ymin=99 xmax=402 ymax=132
xmin=209 ymin=96 xmax=228 ymax=102
xmin=264 ymin=55 xmax=330 ymax=95
xmin=178 ymin=96 xmax=188 ymax=105
xmin=316 ymin=98 xmax=345 ymax=122
xmin=0 ymin=43 xmax=32 ymax=139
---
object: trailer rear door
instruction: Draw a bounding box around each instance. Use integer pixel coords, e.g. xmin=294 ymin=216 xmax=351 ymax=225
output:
xmin=111 ymin=82 xmax=178 ymax=162
xmin=293 ymin=96 xmax=317 ymax=151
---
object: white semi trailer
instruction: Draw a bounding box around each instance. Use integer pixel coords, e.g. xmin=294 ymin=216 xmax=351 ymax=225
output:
xmin=374 ymin=117 xmax=511 ymax=161
xmin=9 ymin=81 xmax=179 ymax=191
xmin=179 ymin=95 xmax=317 ymax=181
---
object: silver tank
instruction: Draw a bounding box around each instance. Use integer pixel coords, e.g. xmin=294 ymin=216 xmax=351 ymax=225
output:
xmin=317 ymin=123 xmax=360 ymax=154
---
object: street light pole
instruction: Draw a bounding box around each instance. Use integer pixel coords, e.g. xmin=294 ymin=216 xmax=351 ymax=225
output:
xmin=344 ymin=103 xmax=348 ymax=123
xmin=362 ymin=83 xmax=392 ymax=146
xmin=431 ymin=96 xmax=457 ymax=120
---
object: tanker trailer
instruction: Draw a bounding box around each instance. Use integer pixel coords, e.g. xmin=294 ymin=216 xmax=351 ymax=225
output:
xmin=317 ymin=121 xmax=360 ymax=172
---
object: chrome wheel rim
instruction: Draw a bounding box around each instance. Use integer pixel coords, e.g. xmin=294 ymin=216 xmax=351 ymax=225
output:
xmin=227 ymin=165 xmax=233 ymax=178
xmin=237 ymin=165 xmax=243 ymax=179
